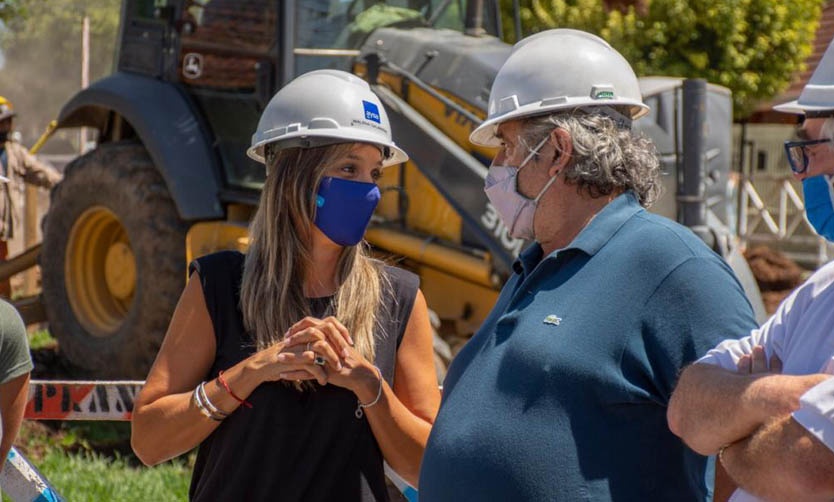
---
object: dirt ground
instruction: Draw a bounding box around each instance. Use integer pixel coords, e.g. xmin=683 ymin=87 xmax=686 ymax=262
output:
xmin=744 ymin=245 xmax=807 ymax=314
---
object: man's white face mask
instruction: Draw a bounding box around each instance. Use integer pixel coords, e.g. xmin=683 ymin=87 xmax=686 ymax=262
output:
xmin=483 ymin=134 xmax=558 ymax=241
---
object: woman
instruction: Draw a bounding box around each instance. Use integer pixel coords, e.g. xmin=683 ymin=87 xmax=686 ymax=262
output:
xmin=131 ymin=70 xmax=441 ymax=501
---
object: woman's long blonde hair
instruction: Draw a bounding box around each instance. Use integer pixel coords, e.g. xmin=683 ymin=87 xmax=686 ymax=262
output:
xmin=240 ymin=143 xmax=384 ymax=362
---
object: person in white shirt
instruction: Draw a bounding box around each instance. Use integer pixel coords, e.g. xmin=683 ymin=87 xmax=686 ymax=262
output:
xmin=667 ymin=39 xmax=834 ymax=502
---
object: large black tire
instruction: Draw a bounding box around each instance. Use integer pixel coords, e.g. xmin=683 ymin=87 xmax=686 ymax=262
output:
xmin=41 ymin=142 xmax=188 ymax=379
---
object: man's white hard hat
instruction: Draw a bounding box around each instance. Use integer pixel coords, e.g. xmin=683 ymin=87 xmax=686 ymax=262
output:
xmin=470 ymin=29 xmax=649 ymax=147
xmin=775 ymin=39 xmax=834 ymax=116
xmin=248 ymin=69 xmax=408 ymax=166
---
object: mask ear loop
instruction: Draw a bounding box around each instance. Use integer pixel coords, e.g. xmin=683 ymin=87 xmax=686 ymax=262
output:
xmin=532 ymin=122 xmax=566 ymax=202
xmin=519 ymin=131 xmax=562 ymax=202
xmin=533 ymin=173 xmax=560 ymax=203
xmin=517 ymin=133 xmax=553 ymax=173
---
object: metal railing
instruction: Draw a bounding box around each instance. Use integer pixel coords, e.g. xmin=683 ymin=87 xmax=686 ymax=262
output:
xmin=738 ymin=173 xmax=834 ymax=267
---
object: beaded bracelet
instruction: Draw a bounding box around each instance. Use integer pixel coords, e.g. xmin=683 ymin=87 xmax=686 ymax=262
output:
xmin=355 ymin=366 xmax=383 ymax=419
xmin=217 ymin=370 xmax=253 ymax=408
xmin=193 ymin=383 xmax=225 ymax=421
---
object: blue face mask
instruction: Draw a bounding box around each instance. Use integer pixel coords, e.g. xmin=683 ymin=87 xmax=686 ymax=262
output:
xmin=803 ymin=174 xmax=834 ymax=241
xmin=314 ymin=176 xmax=381 ymax=246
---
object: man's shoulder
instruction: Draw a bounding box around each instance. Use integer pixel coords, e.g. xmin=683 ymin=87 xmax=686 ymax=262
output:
xmin=807 ymin=259 xmax=834 ymax=285
xmin=0 ymin=299 xmax=32 ymax=383
xmin=616 ymin=211 xmax=719 ymax=261
xmin=0 ymin=299 xmax=25 ymax=336
xmin=782 ymin=259 xmax=834 ymax=314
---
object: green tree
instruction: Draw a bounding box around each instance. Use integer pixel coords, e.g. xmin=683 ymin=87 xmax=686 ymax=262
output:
xmin=502 ymin=0 xmax=823 ymax=118
xmin=0 ymin=0 xmax=120 ymax=150
xmin=0 ymin=1 xmax=27 ymax=25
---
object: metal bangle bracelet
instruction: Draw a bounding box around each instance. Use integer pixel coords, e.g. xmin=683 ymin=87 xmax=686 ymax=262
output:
xmin=355 ymin=366 xmax=383 ymax=419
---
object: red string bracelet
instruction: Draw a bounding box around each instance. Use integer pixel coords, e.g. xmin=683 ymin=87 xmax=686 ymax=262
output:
xmin=217 ymin=370 xmax=253 ymax=408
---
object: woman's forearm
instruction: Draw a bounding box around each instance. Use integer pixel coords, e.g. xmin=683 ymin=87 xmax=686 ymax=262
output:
xmin=363 ymin=379 xmax=434 ymax=487
xmin=131 ymin=359 xmax=266 ymax=465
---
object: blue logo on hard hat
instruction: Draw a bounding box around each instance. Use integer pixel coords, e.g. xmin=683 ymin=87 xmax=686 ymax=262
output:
xmin=363 ymin=100 xmax=381 ymax=123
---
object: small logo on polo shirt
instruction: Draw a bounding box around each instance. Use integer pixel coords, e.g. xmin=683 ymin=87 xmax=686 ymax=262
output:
xmin=543 ymin=314 xmax=562 ymax=326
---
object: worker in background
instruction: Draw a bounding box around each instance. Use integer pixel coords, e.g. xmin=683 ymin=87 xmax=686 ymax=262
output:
xmin=667 ymin=38 xmax=834 ymax=502
xmin=0 ymin=96 xmax=62 ymax=298
xmin=0 ymin=270 xmax=33 ymax=468
xmin=418 ymin=28 xmax=757 ymax=500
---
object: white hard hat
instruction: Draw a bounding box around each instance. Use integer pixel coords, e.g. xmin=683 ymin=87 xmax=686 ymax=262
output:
xmin=248 ymin=69 xmax=408 ymax=166
xmin=470 ymin=29 xmax=649 ymax=147
xmin=775 ymin=40 xmax=834 ymax=116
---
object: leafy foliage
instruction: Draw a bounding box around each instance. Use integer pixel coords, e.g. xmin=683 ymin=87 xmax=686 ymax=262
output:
xmin=502 ymin=0 xmax=823 ymax=118
xmin=0 ymin=1 xmax=27 ymax=25
xmin=0 ymin=0 xmax=119 ymax=149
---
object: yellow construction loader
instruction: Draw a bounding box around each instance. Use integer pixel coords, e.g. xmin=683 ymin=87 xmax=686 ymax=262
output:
xmin=9 ymin=0 xmax=764 ymax=378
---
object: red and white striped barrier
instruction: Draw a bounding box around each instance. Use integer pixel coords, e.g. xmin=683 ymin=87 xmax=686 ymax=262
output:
xmin=24 ymin=380 xmax=144 ymax=421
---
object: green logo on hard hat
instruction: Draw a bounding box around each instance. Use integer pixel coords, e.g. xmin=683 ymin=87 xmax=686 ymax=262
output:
xmin=594 ymin=90 xmax=615 ymax=100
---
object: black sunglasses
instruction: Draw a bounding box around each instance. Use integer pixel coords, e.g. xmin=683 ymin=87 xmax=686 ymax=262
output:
xmin=784 ymin=138 xmax=831 ymax=174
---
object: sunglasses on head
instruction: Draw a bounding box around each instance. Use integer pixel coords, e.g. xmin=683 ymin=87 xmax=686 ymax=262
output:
xmin=784 ymin=138 xmax=831 ymax=174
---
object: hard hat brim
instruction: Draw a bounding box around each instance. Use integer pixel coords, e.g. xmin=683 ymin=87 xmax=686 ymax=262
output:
xmin=247 ymin=129 xmax=408 ymax=167
xmin=469 ymin=99 xmax=650 ymax=147
xmin=773 ymin=99 xmax=834 ymax=117
xmin=0 ymin=111 xmax=16 ymax=122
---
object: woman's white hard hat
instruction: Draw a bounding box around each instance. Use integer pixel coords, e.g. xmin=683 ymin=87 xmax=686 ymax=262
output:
xmin=248 ymin=69 xmax=408 ymax=166
xmin=470 ymin=29 xmax=649 ymax=147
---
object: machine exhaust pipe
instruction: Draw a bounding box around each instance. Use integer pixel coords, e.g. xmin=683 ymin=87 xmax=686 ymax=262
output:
xmin=679 ymin=78 xmax=714 ymax=248
xmin=465 ymin=0 xmax=486 ymax=36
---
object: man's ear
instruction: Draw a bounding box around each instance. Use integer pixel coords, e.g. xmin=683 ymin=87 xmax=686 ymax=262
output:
xmin=549 ymin=128 xmax=572 ymax=177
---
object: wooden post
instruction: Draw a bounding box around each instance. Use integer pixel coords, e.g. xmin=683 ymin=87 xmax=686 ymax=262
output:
xmin=22 ymin=186 xmax=37 ymax=296
xmin=79 ymin=15 xmax=90 ymax=152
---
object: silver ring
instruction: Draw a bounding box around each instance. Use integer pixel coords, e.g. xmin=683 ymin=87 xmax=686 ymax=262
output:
xmin=306 ymin=342 xmax=312 ymax=352
xmin=314 ymin=356 xmax=326 ymax=366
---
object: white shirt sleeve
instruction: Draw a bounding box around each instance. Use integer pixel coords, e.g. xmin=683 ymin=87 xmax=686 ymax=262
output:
xmin=695 ymin=334 xmax=757 ymax=370
xmin=696 ymin=316 xmax=782 ymax=371
xmin=791 ymin=376 xmax=834 ymax=453
xmin=695 ymin=268 xmax=822 ymax=370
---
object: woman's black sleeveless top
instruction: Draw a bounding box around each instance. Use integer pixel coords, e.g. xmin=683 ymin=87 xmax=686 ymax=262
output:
xmin=188 ymin=251 xmax=419 ymax=502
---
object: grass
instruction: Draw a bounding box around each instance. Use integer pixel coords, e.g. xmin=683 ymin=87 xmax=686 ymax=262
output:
xmin=11 ymin=421 xmax=193 ymax=501
xmin=30 ymin=449 xmax=191 ymax=502
xmin=27 ymin=328 xmax=57 ymax=350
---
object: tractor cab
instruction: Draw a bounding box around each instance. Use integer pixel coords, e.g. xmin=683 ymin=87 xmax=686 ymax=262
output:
xmin=119 ymin=0 xmax=501 ymax=194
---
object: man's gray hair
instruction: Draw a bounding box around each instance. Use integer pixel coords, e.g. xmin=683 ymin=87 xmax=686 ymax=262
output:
xmin=519 ymin=109 xmax=662 ymax=208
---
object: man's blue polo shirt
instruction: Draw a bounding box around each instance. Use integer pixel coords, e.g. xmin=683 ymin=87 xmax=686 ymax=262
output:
xmin=419 ymin=192 xmax=757 ymax=501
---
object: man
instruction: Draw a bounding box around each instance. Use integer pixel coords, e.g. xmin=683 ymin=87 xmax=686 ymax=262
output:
xmin=0 ymin=290 xmax=32 ymax=469
xmin=0 ymin=96 xmax=62 ymax=297
xmin=667 ymin=40 xmax=834 ymax=502
xmin=418 ymin=29 xmax=757 ymax=500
